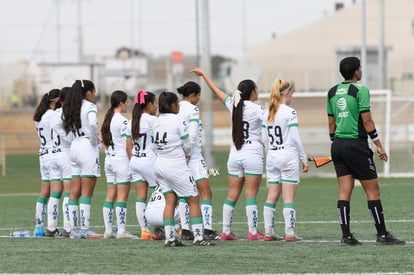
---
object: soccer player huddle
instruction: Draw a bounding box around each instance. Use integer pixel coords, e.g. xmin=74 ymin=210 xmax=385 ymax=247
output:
xmin=32 ymin=57 xmax=405 ymax=246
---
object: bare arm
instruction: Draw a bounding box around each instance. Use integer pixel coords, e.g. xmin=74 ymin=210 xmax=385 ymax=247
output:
xmin=126 ymin=137 xmax=133 ymax=160
xmin=328 ymin=115 xmax=336 ymax=138
xmin=361 ymin=111 xmax=388 ymax=161
xmin=191 ymin=68 xmax=227 ymax=103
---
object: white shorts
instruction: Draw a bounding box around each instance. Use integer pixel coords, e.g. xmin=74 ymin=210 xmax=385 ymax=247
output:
xmin=70 ymin=138 xmax=100 ymax=177
xmin=39 ymin=154 xmax=51 ymax=182
xmin=227 ymin=145 xmax=264 ymax=177
xmin=104 ymin=156 xmax=131 ymax=184
xmin=188 ymin=157 xmax=209 ymax=182
xmin=145 ymin=203 xmax=180 ymax=227
xmin=129 ymin=155 xmax=157 ymax=187
xmin=266 ymin=150 xmax=300 ymax=184
xmin=49 ymin=151 xmax=72 ymax=181
xmin=154 ymin=157 xmax=198 ymax=198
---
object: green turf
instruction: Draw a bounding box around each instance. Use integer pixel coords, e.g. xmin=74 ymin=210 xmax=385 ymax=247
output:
xmin=0 ymin=153 xmax=413 ymax=274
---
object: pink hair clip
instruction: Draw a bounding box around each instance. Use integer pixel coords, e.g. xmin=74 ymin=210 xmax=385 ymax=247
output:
xmin=134 ymin=90 xmax=148 ymax=105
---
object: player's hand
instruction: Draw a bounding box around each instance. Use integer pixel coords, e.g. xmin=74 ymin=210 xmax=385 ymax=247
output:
xmin=376 ymin=145 xmax=388 ymax=161
xmin=191 ymin=67 xmax=205 ymax=76
xmin=302 ymin=162 xmax=309 ymax=173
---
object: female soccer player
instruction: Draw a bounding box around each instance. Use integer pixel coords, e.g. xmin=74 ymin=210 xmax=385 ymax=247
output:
xmin=101 ymin=90 xmax=136 ymax=239
xmin=192 ymin=68 xmax=265 ymax=241
xmin=63 ymin=79 xmax=101 ymax=238
xmin=177 ymin=81 xmax=220 ymax=240
xmin=152 ymin=91 xmax=214 ymax=246
xmin=127 ymin=90 xmax=158 ymax=240
xmin=48 ymin=87 xmax=72 ymax=237
xmin=33 ymin=89 xmax=60 ymax=237
xmin=262 ymin=79 xmax=308 ymax=242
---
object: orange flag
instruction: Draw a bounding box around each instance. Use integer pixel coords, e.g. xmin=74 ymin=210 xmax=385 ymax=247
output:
xmin=308 ymin=157 xmax=332 ymax=168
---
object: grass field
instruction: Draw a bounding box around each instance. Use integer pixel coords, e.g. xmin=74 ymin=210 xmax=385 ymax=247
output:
xmin=0 ymin=152 xmax=413 ymax=274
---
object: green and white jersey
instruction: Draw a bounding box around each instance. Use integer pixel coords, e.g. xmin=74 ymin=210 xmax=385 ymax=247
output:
xmin=50 ymin=108 xmax=71 ymax=153
xmin=72 ymin=99 xmax=98 ymax=139
xmin=179 ymin=100 xmax=202 ymax=158
xmin=127 ymin=112 xmax=156 ymax=159
xmin=152 ymin=113 xmax=189 ymax=159
xmin=224 ymin=96 xmax=265 ymax=149
xmin=326 ymin=82 xmax=370 ymax=139
xmin=35 ymin=109 xmax=55 ymax=156
xmin=105 ymin=112 xmax=129 ymax=157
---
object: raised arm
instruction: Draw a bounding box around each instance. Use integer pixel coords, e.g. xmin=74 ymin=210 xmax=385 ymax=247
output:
xmin=191 ymin=68 xmax=227 ymax=103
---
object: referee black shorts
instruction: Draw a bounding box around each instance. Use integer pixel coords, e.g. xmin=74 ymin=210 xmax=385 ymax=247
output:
xmin=331 ymin=138 xmax=377 ymax=180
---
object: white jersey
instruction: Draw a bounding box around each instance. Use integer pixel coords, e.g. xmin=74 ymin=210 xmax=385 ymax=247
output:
xmin=71 ymin=99 xmax=98 ymax=143
xmin=127 ymin=113 xmax=156 ymax=159
xmin=35 ymin=109 xmax=56 ymax=156
xmin=152 ymin=113 xmax=189 ymax=159
xmin=224 ymin=96 xmax=265 ymax=151
xmin=262 ymin=104 xmax=307 ymax=162
xmin=178 ymin=100 xmax=202 ymax=158
xmin=50 ymin=108 xmax=71 ymax=153
xmin=105 ymin=112 xmax=128 ymax=157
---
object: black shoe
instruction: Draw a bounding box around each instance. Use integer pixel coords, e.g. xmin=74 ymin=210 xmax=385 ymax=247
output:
xmin=180 ymin=229 xmax=194 ymax=240
xmin=165 ymin=239 xmax=185 ymax=247
xmin=193 ymin=238 xmax=216 ymax=246
xmin=376 ymin=232 xmax=405 ymax=245
xmin=341 ymin=234 xmax=362 ymax=246
xmin=61 ymin=229 xmax=70 ymax=238
xmin=45 ymin=229 xmax=61 ymax=237
xmin=204 ymin=229 xmax=220 ymax=240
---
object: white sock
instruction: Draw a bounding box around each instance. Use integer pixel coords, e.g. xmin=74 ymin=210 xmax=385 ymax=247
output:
xmin=246 ymin=203 xmax=259 ymax=234
xmin=135 ymin=200 xmax=149 ymax=232
xmin=200 ymin=201 xmax=213 ymax=230
xmin=116 ymin=202 xmax=128 ymax=234
xmin=178 ymin=199 xmax=190 ymax=230
xmin=263 ymin=203 xmax=276 ymax=236
xmin=222 ymin=202 xmax=235 ymax=234
xmin=35 ymin=197 xmax=47 ymax=226
xmin=62 ymin=194 xmax=70 ymax=232
xmin=283 ymin=206 xmax=296 ymax=236
xmin=103 ymin=201 xmax=114 ymax=234
xmin=165 ymin=225 xmax=175 ymax=242
xmin=68 ymin=201 xmax=79 ymax=229
xmin=47 ymin=195 xmax=60 ymax=231
xmin=79 ymin=198 xmax=91 ymax=230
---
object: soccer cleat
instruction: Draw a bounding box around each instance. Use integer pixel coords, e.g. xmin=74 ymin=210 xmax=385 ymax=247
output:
xmin=45 ymin=229 xmax=61 ymax=237
xmin=104 ymin=232 xmax=116 ymax=239
xmin=33 ymin=226 xmax=45 ymax=237
xmin=285 ymin=235 xmax=303 ymax=242
xmin=61 ymin=229 xmax=70 ymax=238
xmin=116 ymin=231 xmax=139 ymax=239
xmin=151 ymin=227 xmax=165 ymax=240
xmin=376 ymin=232 xmax=405 ymax=245
xmin=193 ymin=238 xmax=216 ymax=246
xmin=179 ymin=229 xmax=194 ymax=240
xmin=140 ymin=230 xmax=152 ymax=240
xmin=69 ymin=228 xmax=85 ymax=239
xmin=220 ymin=231 xmax=238 ymax=241
xmin=203 ymin=229 xmax=221 ymax=240
xmin=247 ymin=231 xmax=265 ymax=240
xmin=165 ymin=239 xmax=185 ymax=247
xmin=264 ymin=234 xmax=284 ymax=241
xmin=341 ymin=234 xmax=362 ymax=246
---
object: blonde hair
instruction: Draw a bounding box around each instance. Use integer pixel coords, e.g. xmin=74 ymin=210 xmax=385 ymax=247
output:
xmin=267 ymin=79 xmax=291 ymax=122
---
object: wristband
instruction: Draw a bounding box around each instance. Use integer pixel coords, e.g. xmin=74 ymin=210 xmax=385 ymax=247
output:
xmin=368 ymin=129 xmax=380 ymax=141
xmin=329 ymin=133 xmax=335 ymax=141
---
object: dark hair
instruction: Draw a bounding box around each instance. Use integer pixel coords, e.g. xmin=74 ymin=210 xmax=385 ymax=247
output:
xmin=177 ymin=81 xmax=201 ymax=97
xmin=63 ymin=79 xmax=95 ymax=134
xmin=131 ymin=91 xmax=156 ymax=140
xmin=232 ymin=79 xmax=257 ymax=150
xmin=340 ymin=56 xmax=360 ymax=80
xmin=101 ymin=90 xmax=128 ymax=147
xmin=158 ymin=91 xmax=178 ymax=114
xmin=33 ymin=89 xmax=60 ymax=122
xmin=60 ymin=87 xmax=71 ymax=103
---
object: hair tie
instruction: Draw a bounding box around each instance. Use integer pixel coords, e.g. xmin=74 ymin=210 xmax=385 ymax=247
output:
xmin=232 ymin=90 xmax=242 ymax=107
xmin=134 ymin=90 xmax=148 ymax=105
xmin=80 ymin=80 xmax=84 ymax=88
